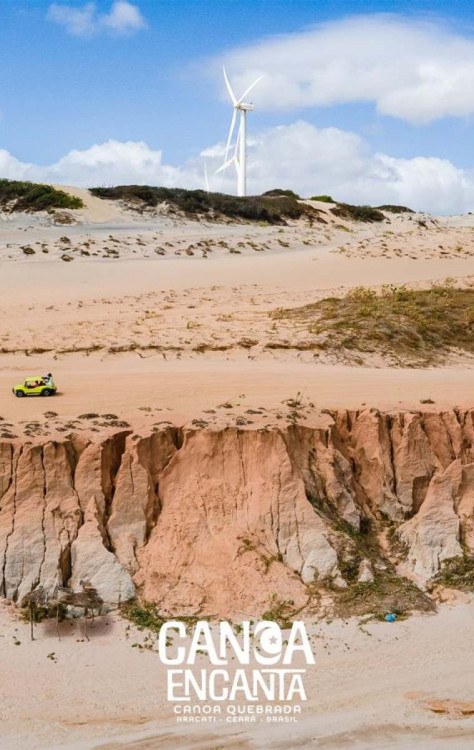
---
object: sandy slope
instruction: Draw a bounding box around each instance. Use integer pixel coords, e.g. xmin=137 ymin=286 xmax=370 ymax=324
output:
xmin=0 ymin=598 xmax=473 ymax=749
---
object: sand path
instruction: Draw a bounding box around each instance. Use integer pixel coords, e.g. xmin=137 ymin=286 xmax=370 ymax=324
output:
xmin=0 ymin=357 xmax=472 ymax=430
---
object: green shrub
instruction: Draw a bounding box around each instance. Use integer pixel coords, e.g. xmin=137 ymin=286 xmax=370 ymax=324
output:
xmin=376 ymin=204 xmax=415 ymax=214
xmin=310 ymin=194 xmax=335 ymax=203
xmin=331 ymin=203 xmax=385 ymax=222
xmin=121 ymin=600 xmax=200 ymax=633
xmin=121 ymin=601 xmax=166 ymax=632
xmin=262 ymin=188 xmax=301 ymax=199
xmin=0 ymin=180 xmax=83 ymax=211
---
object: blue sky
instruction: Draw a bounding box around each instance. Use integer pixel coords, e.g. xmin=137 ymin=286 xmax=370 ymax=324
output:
xmin=3 ymin=0 xmax=474 ymax=211
xmin=0 ymin=0 xmax=472 ymax=164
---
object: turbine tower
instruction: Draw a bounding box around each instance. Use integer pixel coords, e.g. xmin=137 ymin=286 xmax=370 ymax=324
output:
xmin=216 ymin=67 xmax=264 ymax=197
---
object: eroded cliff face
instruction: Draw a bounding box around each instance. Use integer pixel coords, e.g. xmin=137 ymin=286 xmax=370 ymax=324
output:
xmin=0 ymin=409 xmax=472 ymax=617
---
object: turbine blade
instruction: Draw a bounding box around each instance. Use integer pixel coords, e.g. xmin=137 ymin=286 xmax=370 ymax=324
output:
xmin=224 ymin=108 xmax=238 ymax=166
xmin=223 ymin=66 xmax=238 ymax=105
xmin=215 ymin=155 xmax=237 ymax=175
xmin=237 ymin=74 xmax=265 ymax=104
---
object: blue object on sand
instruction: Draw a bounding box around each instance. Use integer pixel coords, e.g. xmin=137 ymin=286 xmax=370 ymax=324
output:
xmin=385 ymin=613 xmax=397 ymax=622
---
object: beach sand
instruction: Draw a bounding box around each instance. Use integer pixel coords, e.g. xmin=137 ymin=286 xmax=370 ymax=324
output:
xmin=0 ymin=598 xmax=473 ymax=749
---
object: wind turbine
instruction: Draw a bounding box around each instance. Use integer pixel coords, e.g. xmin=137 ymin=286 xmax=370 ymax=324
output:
xmin=216 ymin=67 xmax=264 ymax=197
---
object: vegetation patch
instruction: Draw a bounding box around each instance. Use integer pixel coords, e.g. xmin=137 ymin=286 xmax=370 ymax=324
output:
xmin=376 ymin=204 xmax=415 ymax=214
xmin=310 ymin=194 xmax=335 ymax=203
xmin=433 ymin=555 xmax=474 ymax=591
xmin=269 ymin=283 xmax=474 ymax=366
xmin=333 ymin=571 xmax=435 ymax=619
xmin=262 ymin=594 xmax=299 ymax=629
xmin=90 ymin=185 xmax=315 ymax=225
xmin=308 ymin=197 xmax=413 ymax=218
xmin=0 ymin=180 xmax=83 ymax=211
xmin=262 ymin=188 xmax=301 ymax=200
xmin=331 ymin=202 xmax=385 ymax=222
xmin=121 ymin=600 xmax=200 ymax=634
xmin=121 ymin=600 xmax=166 ymax=633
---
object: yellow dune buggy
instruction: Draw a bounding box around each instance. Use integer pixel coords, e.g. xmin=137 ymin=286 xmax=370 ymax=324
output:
xmin=12 ymin=376 xmax=57 ymax=398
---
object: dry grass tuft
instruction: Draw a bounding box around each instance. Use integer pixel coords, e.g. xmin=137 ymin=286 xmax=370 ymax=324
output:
xmin=269 ymin=282 xmax=474 ymax=365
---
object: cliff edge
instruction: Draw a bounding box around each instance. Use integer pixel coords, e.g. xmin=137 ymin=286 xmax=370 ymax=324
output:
xmin=0 ymin=408 xmax=473 ymax=618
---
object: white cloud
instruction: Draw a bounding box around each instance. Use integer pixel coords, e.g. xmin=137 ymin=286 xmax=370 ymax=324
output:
xmin=47 ymin=2 xmax=96 ymax=36
xmin=0 ymin=149 xmax=34 ymax=181
xmin=2 ymin=124 xmax=474 ymax=214
xmin=102 ymin=0 xmax=145 ymax=33
xmin=0 ymin=140 xmax=188 ymax=187
xmin=47 ymin=1 xmax=146 ymax=37
xmin=218 ymin=15 xmax=474 ymax=123
xmin=47 ymin=140 xmax=186 ymax=185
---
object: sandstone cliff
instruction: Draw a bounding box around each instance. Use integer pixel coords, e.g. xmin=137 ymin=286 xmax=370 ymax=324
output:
xmin=0 ymin=409 xmax=472 ymax=618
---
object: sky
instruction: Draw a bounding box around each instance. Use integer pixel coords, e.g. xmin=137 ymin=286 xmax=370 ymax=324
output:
xmin=3 ymin=1 xmax=474 ymax=211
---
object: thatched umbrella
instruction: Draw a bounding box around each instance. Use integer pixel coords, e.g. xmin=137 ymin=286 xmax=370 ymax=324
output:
xmin=56 ymin=581 xmax=103 ymax=640
xmin=22 ymin=581 xmax=104 ymax=641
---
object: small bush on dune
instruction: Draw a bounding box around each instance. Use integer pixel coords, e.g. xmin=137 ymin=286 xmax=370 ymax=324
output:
xmin=376 ymin=204 xmax=415 ymax=214
xmin=331 ymin=203 xmax=385 ymax=222
xmin=310 ymin=194 xmax=335 ymax=203
xmin=309 ymin=196 xmax=414 ymax=219
xmin=0 ymin=180 xmax=83 ymax=211
xmin=262 ymin=188 xmax=301 ymax=200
